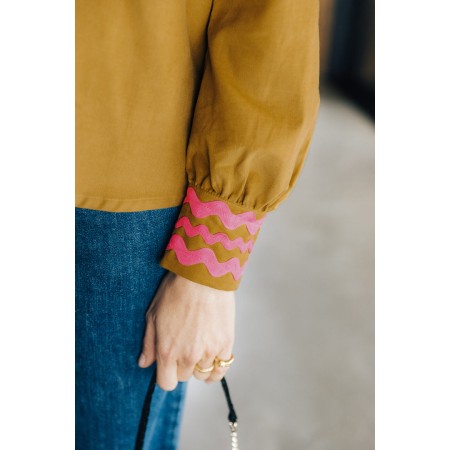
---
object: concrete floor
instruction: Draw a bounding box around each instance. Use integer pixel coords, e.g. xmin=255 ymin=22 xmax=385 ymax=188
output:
xmin=179 ymin=85 xmax=374 ymax=450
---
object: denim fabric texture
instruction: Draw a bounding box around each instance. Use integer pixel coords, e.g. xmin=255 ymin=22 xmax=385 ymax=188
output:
xmin=75 ymin=205 xmax=188 ymax=450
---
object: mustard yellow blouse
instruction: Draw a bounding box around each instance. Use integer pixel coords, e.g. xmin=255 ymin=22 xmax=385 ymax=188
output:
xmin=76 ymin=0 xmax=320 ymax=291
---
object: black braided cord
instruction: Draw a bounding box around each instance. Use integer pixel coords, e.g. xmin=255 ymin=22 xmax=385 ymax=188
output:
xmin=134 ymin=367 xmax=157 ymax=450
xmin=134 ymin=366 xmax=238 ymax=450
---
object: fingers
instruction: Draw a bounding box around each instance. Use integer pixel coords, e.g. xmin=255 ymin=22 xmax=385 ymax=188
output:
xmin=192 ymin=352 xmax=216 ymax=382
xmin=157 ymin=350 xmax=179 ymax=391
xmin=177 ymin=349 xmax=203 ymax=382
xmin=138 ymin=313 xmax=156 ymax=368
xmin=147 ymin=345 xmax=234 ymax=388
xmin=205 ymin=348 xmax=233 ymax=383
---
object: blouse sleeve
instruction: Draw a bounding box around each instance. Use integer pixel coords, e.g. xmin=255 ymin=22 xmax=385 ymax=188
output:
xmin=159 ymin=0 xmax=320 ymax=291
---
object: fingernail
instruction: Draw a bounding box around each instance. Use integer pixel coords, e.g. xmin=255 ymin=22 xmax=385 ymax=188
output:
xmin=138 ymin=354 xmax=147 ymax=367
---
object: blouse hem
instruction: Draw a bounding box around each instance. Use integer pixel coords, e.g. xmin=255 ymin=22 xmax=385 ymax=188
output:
xmin=75 ymin=194 xmax=184 ymax=213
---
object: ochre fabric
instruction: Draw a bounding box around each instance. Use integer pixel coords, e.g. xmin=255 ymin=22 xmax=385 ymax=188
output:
xmin=76 ymin=0 xmax=320 ymax=291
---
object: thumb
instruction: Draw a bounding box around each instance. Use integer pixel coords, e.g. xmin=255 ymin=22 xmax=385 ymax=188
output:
xmin=138 ymin=314 xmax=156 ymax=368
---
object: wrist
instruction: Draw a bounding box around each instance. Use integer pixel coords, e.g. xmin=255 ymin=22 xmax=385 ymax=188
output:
xmin=165 ymin=272 xmax=236 ymax=302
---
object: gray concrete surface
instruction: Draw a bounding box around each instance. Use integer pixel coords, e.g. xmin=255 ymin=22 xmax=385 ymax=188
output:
xmin=179 ymin=85 xmax=375 ymax=450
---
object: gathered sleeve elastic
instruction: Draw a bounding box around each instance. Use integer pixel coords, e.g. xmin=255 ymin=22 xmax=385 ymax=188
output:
xmin=159 ymin=0 xmax=320 ymax=291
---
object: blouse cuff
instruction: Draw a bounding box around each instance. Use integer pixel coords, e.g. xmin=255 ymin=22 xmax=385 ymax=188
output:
xmin=159 ymin=183 xmax=267 ymax=291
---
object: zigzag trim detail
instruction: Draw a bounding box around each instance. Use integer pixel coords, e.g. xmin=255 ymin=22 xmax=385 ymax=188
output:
xmin=183 ymin=187 xmax=265 ymax=235
xmin=165 ymin=234 xmax=246 ymax=280
xmin=174 ymin=216 xmax=254 ymax=253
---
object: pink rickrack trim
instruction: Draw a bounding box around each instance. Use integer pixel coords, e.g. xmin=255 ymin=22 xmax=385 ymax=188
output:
xmin=183 ymin=187 xmax=265 ymax=235
xmin=174 ymin=216 xmax=254 ymax=253
xmin=165 ymin=234 xmax=246 ymax=280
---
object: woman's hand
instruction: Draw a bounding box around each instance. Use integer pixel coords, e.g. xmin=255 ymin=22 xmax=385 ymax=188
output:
xmin=138 ymin=271 xmax=236 ymax=391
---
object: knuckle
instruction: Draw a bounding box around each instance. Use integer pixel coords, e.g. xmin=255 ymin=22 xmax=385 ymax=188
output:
xmin=211 ymin=344 xmax=224 ymax=358
xmin=223 ymin=337 xmax=234 ymax=350
xmin=145 ymin=308 xmax=155 ymax=321
xmin=216 ymin=340 xmax=231 ymax=354
xmin=183 ymin=349 xmax=202 ymax=365
xmin=182 ymin=356 xmax=196 ymax=366
xmin=142 ymin=341 xmax=153 ymax=354
xmin=203 ymin=349 xmax=215 ymax=361
xmin=157 ymin=345 xmax=175 ymax=362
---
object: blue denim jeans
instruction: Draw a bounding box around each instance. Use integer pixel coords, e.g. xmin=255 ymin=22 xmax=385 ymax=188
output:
xmin=75 ymin=205 xmax=188 ymax=450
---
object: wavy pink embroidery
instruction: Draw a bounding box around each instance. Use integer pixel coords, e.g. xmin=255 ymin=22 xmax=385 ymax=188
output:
xmin=174 ymin=216 xmax=254 ymax=253
xmin=183 ymin=187 xmax=265 ymax=235
xmin=166 ymin=234 xmax=246 ymax=280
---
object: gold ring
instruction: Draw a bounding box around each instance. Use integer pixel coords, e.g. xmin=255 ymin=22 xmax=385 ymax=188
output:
xmin=194 ymin=363 xmax=215 ymax=373
xmin=214 ymin=354 xmax=235 ymax=368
